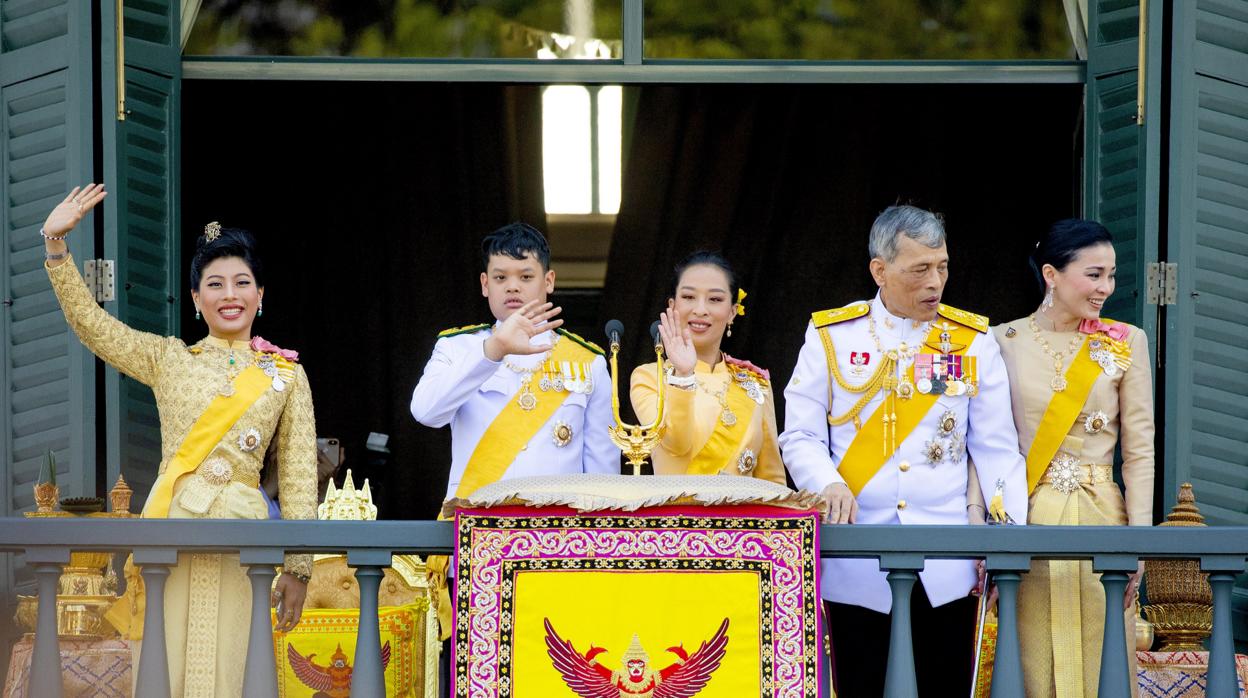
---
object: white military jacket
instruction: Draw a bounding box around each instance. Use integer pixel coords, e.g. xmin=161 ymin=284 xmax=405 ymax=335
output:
xmin=779 ymin=295 xmax=1028 ymax=613
xmin=410 ymin=324 xmax=619 ymax=500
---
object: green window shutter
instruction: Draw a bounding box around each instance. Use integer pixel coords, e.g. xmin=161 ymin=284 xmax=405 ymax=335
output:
xmin=101 ymin=0 xmax=182 ymax=512
xmin=1162 ymin=0 xmax=1248 ymax=647
xmin=1084 ymin=0 xmax=1159 ymax=336
xmin=0 ymin=0 xmax=98 ymax=591
xmin=1163 ymin=0 xmax=1248 ymax=522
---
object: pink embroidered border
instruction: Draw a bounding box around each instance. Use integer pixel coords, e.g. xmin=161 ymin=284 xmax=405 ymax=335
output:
xmin=452 ymin=505 xmax=821 ymax=698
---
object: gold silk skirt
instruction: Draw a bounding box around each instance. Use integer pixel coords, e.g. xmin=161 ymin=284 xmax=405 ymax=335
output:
xmin=1019 ymin=473 xmax=1138 ymax=698
xmin=132 ymin=481 xmax=270 ymax=698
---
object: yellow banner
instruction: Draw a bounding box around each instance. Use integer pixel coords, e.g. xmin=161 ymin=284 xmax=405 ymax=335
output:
xmin=272 ymin=605 xmax=425 ymax=697
xmin=1024 ymin=337 xmax=1098 ymax=494
xmin=455 ymin=338 xmax=592 ymax=499
xmin=512 ymin=570 xmax=760 ymax=696
xmin=839 ymin=323 xmax=978 ymax=496
xmin=685 ymin=378 xmax=758 ymax=475
xmin=143 ymin=364 xmax=270 ymax=519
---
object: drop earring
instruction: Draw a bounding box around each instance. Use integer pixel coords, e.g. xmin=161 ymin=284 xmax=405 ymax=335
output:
xmin=1043 ymin=285 xmax=1055 ymax=311
xmin=726 ymin=324 xmax=733 ymax=338
xmin=194 ymin=307 xmax=201 ymax=321
xmin=257 ymin=300 xmax=263 ymax=318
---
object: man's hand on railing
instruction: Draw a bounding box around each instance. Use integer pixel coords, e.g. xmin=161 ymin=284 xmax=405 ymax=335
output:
xmin=1125 ymin=560 xmax=1145 ymax=611
xmin=272 ymin=573 xmax=308 ymax=632
xmin=821 ymin=483 xmax=858 ymax=525
xmin=973 ymin=560 xmax=999 ymax=608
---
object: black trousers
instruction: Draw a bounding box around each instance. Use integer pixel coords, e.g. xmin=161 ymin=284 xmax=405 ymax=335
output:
xmin=826 ymin=580 xmax=978 ymax=697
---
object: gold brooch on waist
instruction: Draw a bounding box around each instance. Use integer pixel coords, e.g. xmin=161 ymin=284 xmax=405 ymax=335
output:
xmin=737 ymin=448 xmax=757 ymax=475
xmin=238 ymin=428 xmax=261 ymax=452
xmin=1084 ymin=410 xmax=1108 ymax=434
xmin=1048 ymin=452 xmax=1081 ymax=494
xmin=552 ymin=421 xmax=573 ymax=447
xmin=201 ymin=457 xmax=234 ymax=486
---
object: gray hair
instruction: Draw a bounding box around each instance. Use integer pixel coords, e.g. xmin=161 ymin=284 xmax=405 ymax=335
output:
xmin=868 ymin=205 xmax=946 ymax=262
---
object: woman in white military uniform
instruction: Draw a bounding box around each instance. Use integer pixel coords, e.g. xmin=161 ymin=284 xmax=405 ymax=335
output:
xmin=780 ymin=205 xmax=1029 ymax=696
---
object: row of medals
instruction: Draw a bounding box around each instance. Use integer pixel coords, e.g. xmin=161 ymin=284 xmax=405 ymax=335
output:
xmin=517 ymin=361 xmax=593 ymax=411
xmin=855 ymin=358 xmax=975 ymax=399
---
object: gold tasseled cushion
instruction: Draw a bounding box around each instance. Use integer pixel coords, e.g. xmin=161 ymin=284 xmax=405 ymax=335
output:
xmin=304 ymin=556 xmax=422 ymax=609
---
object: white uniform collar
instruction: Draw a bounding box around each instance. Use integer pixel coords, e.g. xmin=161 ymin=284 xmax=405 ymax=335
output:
xmin=870 ymin=293 xmax=931 ymax=345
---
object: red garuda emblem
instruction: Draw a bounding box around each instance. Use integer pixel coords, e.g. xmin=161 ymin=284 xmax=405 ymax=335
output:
xmin=287 ymin=641 xmax=391 ymax=698
xmin=544 ymin=617 xmax=729 ymax=697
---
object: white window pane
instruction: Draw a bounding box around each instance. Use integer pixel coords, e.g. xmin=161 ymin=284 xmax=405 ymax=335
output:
xmin=596 ymin=85 xmax=623 ymax=215
xmin=542 ymin=86 xmax=593 ymax=215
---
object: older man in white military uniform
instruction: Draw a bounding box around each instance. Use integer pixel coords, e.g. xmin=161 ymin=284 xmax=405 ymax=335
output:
xmin=780 ymin=205 xmax=1027 ymax=696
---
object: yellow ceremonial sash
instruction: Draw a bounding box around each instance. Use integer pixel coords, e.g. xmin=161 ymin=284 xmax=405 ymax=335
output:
xmin=142 ymin=364 xmax=271 ymax=519
xmin=839 ymin=323 xmax=978 ymax=496
xmin=455 ymin=337 xmax=591 ymax=498
xmin=1024 ymin=337 xmax=1099 ymax=494
xmin=685 ymin=376 xmax=759 ymax=475
xmin=429 ymin=338 xmax=596 ymax=639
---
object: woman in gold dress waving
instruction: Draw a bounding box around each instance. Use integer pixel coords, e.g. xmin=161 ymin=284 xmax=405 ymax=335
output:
xmin=630 ymin=252 xmax=785 ymax=484
xmin=42 ymin=184 xmax=319 ymax=697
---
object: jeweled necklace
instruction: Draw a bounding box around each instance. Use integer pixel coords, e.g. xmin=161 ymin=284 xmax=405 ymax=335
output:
xmin=1028 ymin=314 xmax=1085 ymax=392
xmin=696 ymin=374 xmax=737 ymax=427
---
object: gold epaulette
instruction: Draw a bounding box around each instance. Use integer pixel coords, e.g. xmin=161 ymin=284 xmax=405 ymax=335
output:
xmin=937 ymin=304 xmax=989 ymax=333
xmin=555 ymin=328 xmax=605 ymax=356
xmin=437 ymin=323 xmax=491 ymax=338
xmin=812 ymin=302 xmax=870 ymax=328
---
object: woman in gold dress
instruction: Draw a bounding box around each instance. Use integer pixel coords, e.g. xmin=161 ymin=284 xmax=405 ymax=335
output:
xmin=994 ymin=219 xmax=1154 ymax=697
xmin=41 ymin=184 xmax=319 ymax=697
xmin=630 ymin=252 xmax=785 ymax=484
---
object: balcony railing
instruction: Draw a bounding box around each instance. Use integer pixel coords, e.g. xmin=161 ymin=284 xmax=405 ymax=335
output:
xmin=3 ymin=518 xmax=1246 ymax=698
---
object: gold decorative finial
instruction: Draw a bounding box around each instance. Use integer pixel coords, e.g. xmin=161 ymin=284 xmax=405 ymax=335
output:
xmin=203 ymin=221 xmax=222 ymax=242
xmin=318 ymin=469 xmax=378 ymax=521
xmin=109 ymin=474 xmax=133 ymax=515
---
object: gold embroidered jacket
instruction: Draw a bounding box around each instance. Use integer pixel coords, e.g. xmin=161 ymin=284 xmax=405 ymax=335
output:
xmin=48 ymin=256 xmax=317 ymax=576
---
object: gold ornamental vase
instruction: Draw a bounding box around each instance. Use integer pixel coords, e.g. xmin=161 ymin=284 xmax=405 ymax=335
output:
xmin=33 ymin=482 xmax=59 ymax=513
xmin=1143 ymin=483 xmax=1212 ymax=652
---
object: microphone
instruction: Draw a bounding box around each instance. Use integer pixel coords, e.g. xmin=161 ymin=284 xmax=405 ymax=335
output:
xmin=604 ymin=319 xmax=625 ymax=348
xmin=649 ymin=320 xmax=662 ymax=348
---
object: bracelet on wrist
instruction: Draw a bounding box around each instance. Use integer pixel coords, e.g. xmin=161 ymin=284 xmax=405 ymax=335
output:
xmin=45 ymin=251 xmax=68 ymax=261
xmin=665 ymin=371 xmax=696 ymax=388
xmin=287 ymin=570 xmax=311 ymax=584
xmin=40 ymin=228 xmax=67 ymax=241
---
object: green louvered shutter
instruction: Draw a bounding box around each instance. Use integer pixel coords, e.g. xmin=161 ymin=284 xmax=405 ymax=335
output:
xmin=100 ymin=0 xmax=182 ymax=512
xmin=0 ymin=0 xmax=98 ymax=591
xmin=1161 ymin=0 xmax=1248 ymax=642
xmin=1084 ymin=0 xmax=1161 ymax=341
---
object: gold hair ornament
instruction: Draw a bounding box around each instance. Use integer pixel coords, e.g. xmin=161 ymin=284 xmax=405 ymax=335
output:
xmin=203 ymin=221 xmax=222 ymax=242
xmin=736 ymin=288 xmax=747 ymax=316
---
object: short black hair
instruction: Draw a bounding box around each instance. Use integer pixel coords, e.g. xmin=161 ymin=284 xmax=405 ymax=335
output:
xmin=671 ymin=250 xmax=739 ymax=304
xmin=1029 ymin=218 xmax=1114 ymax=293
xmin=189 ymin=226 xmax=264 ymax=290
xmin=481 ymin=222 xmax=551 ymax=271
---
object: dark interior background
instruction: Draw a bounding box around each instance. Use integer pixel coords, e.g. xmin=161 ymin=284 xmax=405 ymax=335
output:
xmin=182 ymin=80 xmax=1082 ymax=519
